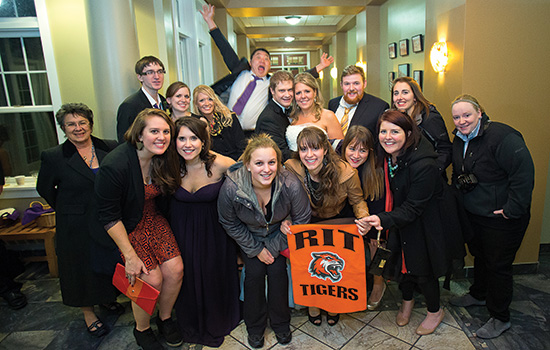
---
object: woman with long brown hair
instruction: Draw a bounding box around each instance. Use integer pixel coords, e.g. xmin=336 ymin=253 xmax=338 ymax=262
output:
xmin=284 ymin=126 xmax=368 ymax=326
xmin=391 ymin=76 xmax=452 ymax=174
xmin=340 ymin=125 xmax=387 ymax=310
xmin=95 ymin=109 xmax=183 ymax=350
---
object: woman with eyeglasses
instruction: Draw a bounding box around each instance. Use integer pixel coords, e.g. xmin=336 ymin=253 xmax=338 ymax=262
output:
xmin=37 ymin=103 xmax=122 ymax=338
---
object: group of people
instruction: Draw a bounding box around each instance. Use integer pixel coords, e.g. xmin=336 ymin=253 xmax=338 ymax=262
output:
xmin=34 ymin=4 xmax=534 ymax=350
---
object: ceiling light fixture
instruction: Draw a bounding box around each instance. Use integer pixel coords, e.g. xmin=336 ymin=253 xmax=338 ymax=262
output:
xmin=285 ymin=16 xmax=301 ymax=25
xmin=284 ymin=36 xmax=295 ymax=42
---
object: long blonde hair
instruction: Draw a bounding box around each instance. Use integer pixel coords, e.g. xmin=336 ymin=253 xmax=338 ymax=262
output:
xmin=192 ymin=85 xmax=233 ymax=127
xmin=290 ymin=72 xmax=324 ymax=124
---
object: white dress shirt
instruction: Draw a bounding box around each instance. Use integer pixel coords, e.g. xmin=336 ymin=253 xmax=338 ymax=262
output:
xmin=227 ymin=70 xmax=270 ymax=131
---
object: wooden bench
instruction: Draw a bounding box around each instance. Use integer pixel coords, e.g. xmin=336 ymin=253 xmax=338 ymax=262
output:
xmin=0 ymin=222 xmax=58 ymax=277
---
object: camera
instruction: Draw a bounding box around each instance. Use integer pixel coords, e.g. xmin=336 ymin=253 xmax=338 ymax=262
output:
xmin=456 ymin=173 xmax=478 ymax=193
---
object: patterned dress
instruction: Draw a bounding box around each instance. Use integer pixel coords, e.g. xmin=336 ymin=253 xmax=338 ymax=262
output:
xmin=126 ymin=183 xmax=180 ymax=271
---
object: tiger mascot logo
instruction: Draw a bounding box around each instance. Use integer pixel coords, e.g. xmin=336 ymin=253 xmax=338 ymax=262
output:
xmin=308 ymin=251 xmax=345 ymax=283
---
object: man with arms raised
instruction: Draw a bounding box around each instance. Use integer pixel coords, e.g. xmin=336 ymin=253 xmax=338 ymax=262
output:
xmin=201 ymin=4 xmax=333 ymax=136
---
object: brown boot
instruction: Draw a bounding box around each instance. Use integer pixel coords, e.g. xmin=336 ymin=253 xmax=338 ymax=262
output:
xmin=416 ymin=308 xmax=445 ymax=335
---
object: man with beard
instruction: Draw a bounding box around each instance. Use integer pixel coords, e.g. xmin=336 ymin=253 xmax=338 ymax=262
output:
xmin=255 ymin=70 xmax=295 ymax=161
xmin=328 ymin=65 xmax=389 ymax=137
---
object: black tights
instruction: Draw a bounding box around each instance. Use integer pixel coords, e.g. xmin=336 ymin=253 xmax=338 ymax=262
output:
xmin=400 ymin=275 xmax=440 ymax=313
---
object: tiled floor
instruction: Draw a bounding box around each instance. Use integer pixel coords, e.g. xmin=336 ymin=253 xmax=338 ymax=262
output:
xmin=1 ymin=251 xmax=549 ymax=350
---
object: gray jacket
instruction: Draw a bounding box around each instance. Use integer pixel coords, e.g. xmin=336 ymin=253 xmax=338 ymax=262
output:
xmin=218 ymin=162 xmax=311 ymax=258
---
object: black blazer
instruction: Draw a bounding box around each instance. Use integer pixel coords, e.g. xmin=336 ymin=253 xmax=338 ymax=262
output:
xmin=209 ymin=28 xmax=320 ymax=99
xmin=95 ymin=142 xmax=146 ymax=238
xmin=255 ymin=99 xmax=292 ymax=161
xmin=328 ymin=93 xmax=389 ymax=135
xmin=116 ymin=89 xmax=167 ymax=143
xmin=37 ymin=137 xmax=119 ymax=267
xmin=37 ymin=137 xmax=117 ymax=244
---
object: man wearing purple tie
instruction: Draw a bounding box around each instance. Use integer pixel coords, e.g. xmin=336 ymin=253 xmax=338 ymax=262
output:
xmin=201 ymin=4 xmax=332 ymax=137
xmin=116 ymin=56 xmax=168 ymax=142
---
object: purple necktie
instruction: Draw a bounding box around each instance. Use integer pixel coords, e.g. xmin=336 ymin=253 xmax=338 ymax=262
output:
xmin=232 ymin=75 xmax=261 ymax=115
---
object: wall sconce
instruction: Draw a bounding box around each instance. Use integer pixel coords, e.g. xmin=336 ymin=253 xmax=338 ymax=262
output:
xmin=319 ymin=71 xmax=324 ymax=80
xmin=355 ymin=61 xmax=367 ymax=73
xmin=430 ymin=41 xmax=448 ymax=73
xmin=285 ymin=16 xmax=301 ymax=25
xmin=330 ymin=67 xmax=338 ymax=79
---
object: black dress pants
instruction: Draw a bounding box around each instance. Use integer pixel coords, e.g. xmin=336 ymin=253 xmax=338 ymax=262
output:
xmin=242 ymin=253 xmax=290 ymax=336
xmin=466 ymin=212 xmax=529 ymax=322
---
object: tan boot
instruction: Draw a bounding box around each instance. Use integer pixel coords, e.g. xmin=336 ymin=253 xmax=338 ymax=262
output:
xmin=396 ymin=299 xmax=414 ymax=326
xmin=416 ymin=308 xmax=445 ymax=335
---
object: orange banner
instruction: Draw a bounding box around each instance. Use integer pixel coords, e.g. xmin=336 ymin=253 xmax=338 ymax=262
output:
xmin=287 ymin=224 xmax=366 ymax=313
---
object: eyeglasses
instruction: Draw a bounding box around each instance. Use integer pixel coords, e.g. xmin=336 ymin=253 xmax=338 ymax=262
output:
xmin=64 ymin=120 xmax=90 ymax=129
xmin=141 ymin=69 xmax=166 ymax=76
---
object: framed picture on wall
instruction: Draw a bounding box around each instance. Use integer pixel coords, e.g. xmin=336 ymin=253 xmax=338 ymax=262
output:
xmin=388 ymin=71 xmax=396 ymax=91
xmin=412 ymin=34 xmax=424 ymax=53
xmin=399 ymin=39 xmax=409 ymax=56
xmin=398 ymin=64 xmax=410 ymax=77
xmin=413 ymin=70 xmax=423 ymax=89
xmin=388 ymin=43 xmax=397 ymax=59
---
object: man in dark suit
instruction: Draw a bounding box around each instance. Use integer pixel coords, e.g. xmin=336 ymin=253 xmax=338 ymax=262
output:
xmin=328 ymin=65 xmax=389 ymax=137
xmin=116 ymin=56 xmax=167 ymax=142
xmin=255 ymin=71 xmax=294 ymax=161
xmin=200 ymin=4 xmax=332 ymax=137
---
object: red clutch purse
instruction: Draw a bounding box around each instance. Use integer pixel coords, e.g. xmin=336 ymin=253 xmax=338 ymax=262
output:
xmin=112 ymin=263 xmax=160 ymax=315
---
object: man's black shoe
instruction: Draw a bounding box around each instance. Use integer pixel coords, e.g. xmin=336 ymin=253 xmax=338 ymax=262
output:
xmin=276 ymin=331 xmax=292 ymax=345
xmin=0 ymin=289 xmax=27 ymax=310
xmin=247 ymin=334 xmax=264 ymax=348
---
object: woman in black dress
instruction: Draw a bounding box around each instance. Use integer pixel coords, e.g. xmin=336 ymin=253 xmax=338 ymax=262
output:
xmin=170 ymin=117 xmax=240 ymax=346
xmin=37 ymin=103 xmax=121 ymax=337
xmin=192 ymin=84 xmax=246 ymax=160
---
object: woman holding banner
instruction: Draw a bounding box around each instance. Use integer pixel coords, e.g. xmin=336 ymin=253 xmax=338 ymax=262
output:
xmin=284 ymin=126 xmax=369 ymax=326
xmin=356 ymin=110 xmax=448 ymax=335
xmin=340 ymin=126 xmax=387 ymax=310
xmin=218 ymin=134 xmax=311 ymax=348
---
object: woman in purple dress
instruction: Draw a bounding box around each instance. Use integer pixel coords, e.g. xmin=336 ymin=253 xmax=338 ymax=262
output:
xmin=170 ymin=117 xmax=240 ymax=347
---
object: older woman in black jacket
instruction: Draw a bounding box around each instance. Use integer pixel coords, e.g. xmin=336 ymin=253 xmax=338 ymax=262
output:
xmin=37 ymin=103 xmax=120 ymax=337
xmin=449 ymin=94 xmax=534 ymax=339
xmin=357 ymin=110 xmax=448 ymax=335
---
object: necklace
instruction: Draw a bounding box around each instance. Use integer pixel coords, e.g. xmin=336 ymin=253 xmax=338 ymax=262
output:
xmin=387 ymin=157 xmax=398 ymax=178
xmin=82 ymin=144 xmax=96 ymax=168
xmin=304 ymin=168 xmax=322 ymax=202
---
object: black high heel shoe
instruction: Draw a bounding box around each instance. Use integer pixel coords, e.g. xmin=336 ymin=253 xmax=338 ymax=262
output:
xmin=327 ymin=313 xmax=340 ymax=326
xmin=308 ymin=311 xmax=322 ymax=326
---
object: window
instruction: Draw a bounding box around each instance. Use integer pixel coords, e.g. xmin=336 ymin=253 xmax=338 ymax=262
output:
xmin=0 ymin=0 xmax=57 ymax=176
